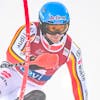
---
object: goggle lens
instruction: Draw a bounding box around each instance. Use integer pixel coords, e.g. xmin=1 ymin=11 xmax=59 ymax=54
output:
xmin=46 ymin=24 xmax=68 ymax=35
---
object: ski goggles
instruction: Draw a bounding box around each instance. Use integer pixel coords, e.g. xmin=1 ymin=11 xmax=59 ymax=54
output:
xmin=46 ymin=24 xmax=68 ymax=35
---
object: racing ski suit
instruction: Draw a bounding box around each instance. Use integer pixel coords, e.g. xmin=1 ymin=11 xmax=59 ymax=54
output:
xmin=0 ymin=22 xmax=88 ymax=100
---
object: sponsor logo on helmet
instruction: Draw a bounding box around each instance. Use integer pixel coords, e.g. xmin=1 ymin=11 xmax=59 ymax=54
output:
xmin=49 ymin=15 xmax=66 ymax=21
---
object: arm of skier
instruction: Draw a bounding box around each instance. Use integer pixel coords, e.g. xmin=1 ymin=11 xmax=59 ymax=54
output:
xmin=66 ymin=42 xmax=88 ymax=100
xmin=6 ymin=22 xmax=37 ymax=63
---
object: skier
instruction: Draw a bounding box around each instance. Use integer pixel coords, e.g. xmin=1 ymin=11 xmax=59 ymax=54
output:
xmin=0 ymin=2 xmax=88 ymax=100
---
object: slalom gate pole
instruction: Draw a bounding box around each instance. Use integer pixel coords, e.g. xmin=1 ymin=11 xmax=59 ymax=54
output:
xmin=18 ymin=0 xmax=30 ymax=100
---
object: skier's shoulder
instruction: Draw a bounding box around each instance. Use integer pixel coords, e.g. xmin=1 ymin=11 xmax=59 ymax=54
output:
xmin=64 ymin=34 xmax=72 ymax=51
xmin=14 ymin=22 xmax=39 ymax=37
xmin=69 ymin=36 xmax=81 ymax=58
xmin=65 ymin=34 xmax=81 ymax=51
xmin=64 ymin=34 xmax=82 ymax=57
xmin=30 ymin=22 xmax=39 ymax=36
xmin=18 ymin=22 xmax=39 ymax=28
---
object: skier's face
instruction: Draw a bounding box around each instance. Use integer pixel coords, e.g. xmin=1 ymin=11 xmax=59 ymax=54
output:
xmin=45 ymin=33 xmax=64 ymax=43
xmin=44 ymin=24 xmax=68 ymax=43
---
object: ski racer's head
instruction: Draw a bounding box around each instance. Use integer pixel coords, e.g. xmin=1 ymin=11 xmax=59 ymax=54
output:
xmin=39 ymin=2 xmax=70 ymax=52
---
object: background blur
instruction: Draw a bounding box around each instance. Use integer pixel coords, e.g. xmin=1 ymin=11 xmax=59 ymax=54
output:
xmin=0 ymin=0 xmax=100 ymax=100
